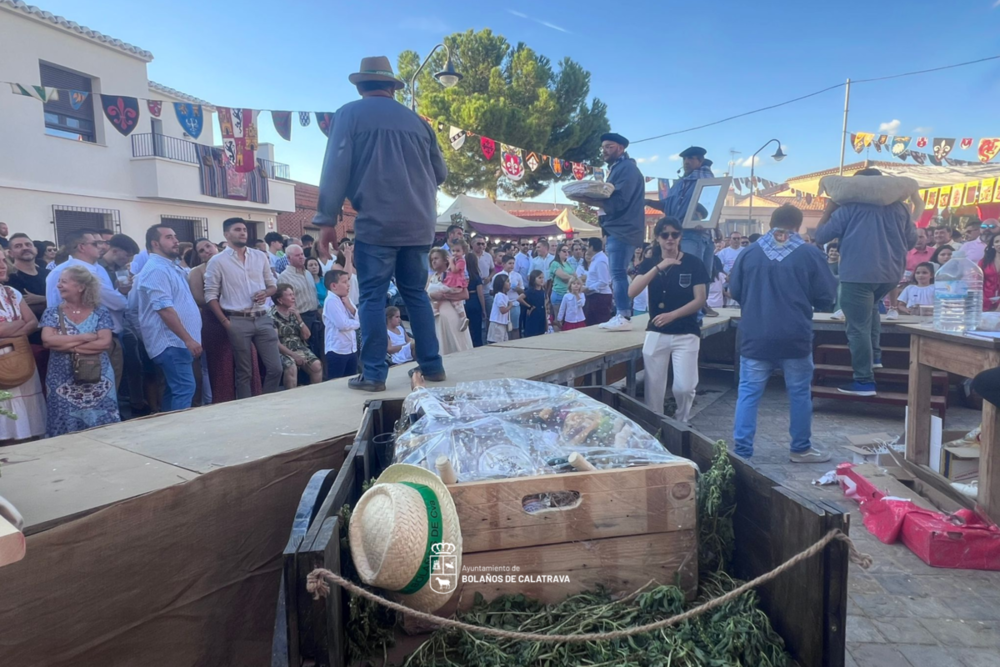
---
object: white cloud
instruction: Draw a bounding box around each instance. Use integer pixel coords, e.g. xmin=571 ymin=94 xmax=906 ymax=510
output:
xmin=994 ymin=0 xmax=1000 ymax=8
xmin=398 ymin=17 xmax=450 ymax=33
xmin=668 ymin=154 xmax=681 ymax=161
xmin=636 ymin=155 xmax=659 ymax=164
xmin=506 ymin=9 xmax=572 ymax=33
xmin=741 ymin=155 xmax=761 ymax=168
xmin=878 ymin=119 xmax=901 ymax=134
xmin=914 ymin=126 xmax=932 ymax=133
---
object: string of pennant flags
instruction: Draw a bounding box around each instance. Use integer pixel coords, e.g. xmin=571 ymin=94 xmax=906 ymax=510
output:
xmin=850 ymin=131 xmax=1000 ymax=165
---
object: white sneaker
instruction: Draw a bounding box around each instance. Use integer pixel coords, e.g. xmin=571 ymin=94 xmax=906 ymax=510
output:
xmin=831 ymin=309 xmax=844 ymax=320
xmin=886 ymin=308 xmax=899 ymax=321
xmin=600 ymin=315 xmax=633 ymax=332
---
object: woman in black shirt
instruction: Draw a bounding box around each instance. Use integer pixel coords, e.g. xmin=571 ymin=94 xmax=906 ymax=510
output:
xmin=628 ymin=216 xmax=709 ymax=421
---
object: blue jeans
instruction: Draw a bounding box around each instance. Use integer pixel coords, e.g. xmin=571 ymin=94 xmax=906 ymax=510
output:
xmin=733 ymin=356 xmax=814 ymax=458
xmin=152 ymin=346 xmax=195 ymax=412
xmin=605 ymin=235 xmax=635 ymax=318
xmin=354 ymin=241 xmax=443 ymax=383
xmin=680 ymin=229 xmax=714 ymax=276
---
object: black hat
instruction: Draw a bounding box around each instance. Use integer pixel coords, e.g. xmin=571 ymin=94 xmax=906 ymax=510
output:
xmin=679 ymin=146 xmax=707 ymax=159
xmin=600 ymin=132 xmax=629 ymax=148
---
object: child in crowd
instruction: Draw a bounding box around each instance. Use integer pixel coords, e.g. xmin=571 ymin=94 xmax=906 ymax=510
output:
xmin=557 ymin=277 xmax=587 ymax=331
xmin=442 ymin=240 xmax=470 ymax=331
xmin=896 ymin=262 xmax=935 ymax=315
xmin=488 ymin=274 xmax=513 ymax=343
xmin=706 ymin=255 xmax=728 ymax=310
xmin=386 ymin=306 xmax=416 ymax=365
xmin=323 ymin=270 xmax=360 ymax=379
xmin=523 ymin=270 xmax=547 ymax=337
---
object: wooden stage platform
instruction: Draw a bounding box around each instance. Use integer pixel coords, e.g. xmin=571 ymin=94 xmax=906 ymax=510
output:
xmin=0 ymin=307 xmax=923 ymax=667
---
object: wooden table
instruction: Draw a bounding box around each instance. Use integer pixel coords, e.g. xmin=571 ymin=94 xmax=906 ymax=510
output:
xmin=902 ymin=324 xmax=1000 ymax=520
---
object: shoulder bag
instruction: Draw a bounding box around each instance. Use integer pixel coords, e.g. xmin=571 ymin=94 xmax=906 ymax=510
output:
xmin=0 ymin=286 xmax=36 ymax=388
xmin=58 ymin=306 xmax=103 ymax=384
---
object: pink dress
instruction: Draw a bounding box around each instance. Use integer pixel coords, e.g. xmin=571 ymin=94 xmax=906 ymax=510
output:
xmin=443 ymin=257 xmax=468 ymax=289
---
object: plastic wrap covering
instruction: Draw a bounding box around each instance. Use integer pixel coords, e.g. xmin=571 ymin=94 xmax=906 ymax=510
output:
xmin=394 ymin=379 xmax=690 ymax=481
xmin=562 ymin=180 xmax=616 ymax=201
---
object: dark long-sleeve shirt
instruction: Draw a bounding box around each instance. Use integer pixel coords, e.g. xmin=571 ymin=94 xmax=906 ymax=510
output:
xmin=314 ymin=96 xmax=447 ymax=247
xmin=729 ymin=236 xmax=838 ymax=361
xmin=814 ymin=202 xmax=916 ymax=284
xmin=600 ymin=154 xmax=646 ymax=246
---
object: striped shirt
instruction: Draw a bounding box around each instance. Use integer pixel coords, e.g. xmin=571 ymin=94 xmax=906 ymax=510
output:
xmin=45 ymin=256 xmax=127 ymax=333
xmin=134 ymin=254 xmax=202 ymax=359
xmin=278 ymin=265 xmax=319 ymax=313
xmin=204 ymin=247 xmax=276 ymax=312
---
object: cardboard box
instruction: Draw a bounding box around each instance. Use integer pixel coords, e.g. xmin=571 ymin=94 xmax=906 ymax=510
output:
xmin=844 ymin=433 xmax=901 ymax=466
xmin=941 ymin=445 xmax=980 ymax=482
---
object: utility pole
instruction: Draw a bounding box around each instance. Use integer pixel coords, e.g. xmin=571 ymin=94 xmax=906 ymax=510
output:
xmin=728 ymin=148 xmax=742 ymax=178
xmin=838 ymin=78 xmax=851 ymax=175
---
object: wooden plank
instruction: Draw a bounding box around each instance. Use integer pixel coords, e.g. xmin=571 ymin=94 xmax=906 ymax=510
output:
xmin=820 ymin=500 xmax=850 ymax=667
xmin=897 ymin=323 xmax=1000 ymax=349
xmin=849 ymin=464 xmax=939 ymax=511
xmin=435 ymin=529 xmax=698 ymax=615
xmin=906 ymin=336 xmax=933 ymax=466
xmin=920 ymin=336 xmax=999 ymax=379
xmin=980 ymin=396 xmax=1000 ymax=522
xmin=450 ymin=463 xmax=697 ymax=553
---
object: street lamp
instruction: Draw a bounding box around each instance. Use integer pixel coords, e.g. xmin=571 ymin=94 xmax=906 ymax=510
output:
xmin=409 ymin=43 xmax=462 ymax=111
xmin=747 ymin=139 xmax=785 ymax=227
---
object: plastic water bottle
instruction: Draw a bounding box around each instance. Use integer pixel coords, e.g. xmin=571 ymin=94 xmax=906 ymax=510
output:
xmin=934 ymin=251 xmax=983 ymax=333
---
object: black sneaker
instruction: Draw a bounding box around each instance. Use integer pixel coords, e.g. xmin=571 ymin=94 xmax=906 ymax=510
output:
xmin=422 ymin=371 xmax=447 ymax=382
xmin=348 ymin=376 xmax=386 ymax=393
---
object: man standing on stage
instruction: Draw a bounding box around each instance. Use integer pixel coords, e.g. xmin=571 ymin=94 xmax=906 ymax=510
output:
xmin=314 ymin=56 xmax=447 ymax=392
xmin=574 ymin=132 xmax=646 ymax=332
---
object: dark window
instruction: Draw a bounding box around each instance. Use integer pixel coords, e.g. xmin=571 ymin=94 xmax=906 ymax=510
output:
xmin=160 ymin=216 xmax=207 ymax=244
xmin=40 ymin=63 xmax=96 ymax=143
xmin=52 ymin=206 xmax=119 ymax=245
xmin=246 ymin=222 xmax=260 ymax=244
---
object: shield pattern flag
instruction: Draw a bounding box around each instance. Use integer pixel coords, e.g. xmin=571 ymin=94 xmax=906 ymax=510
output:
xmin=173 ymin=103 xmax=204 ymax=139
xmin=960 ymin=138 xmax=974 ymax=150
xmin=218 ymin=107 xmax=260 ymax=173
xmin=100 ymin=95 xmax=140 ymax=136
xmin=68 ymin=90 xmax=89 ymax=111
xmin=501 ymin=150 xmax=524 ymax=182
xmin=909 ymin=151 xmax=927 ymax=165
xmin=571 ymin=162 xmax=586 ymax=180
xmin=316 ymin=113 xmax=335 ymax=138
xmin=147 ymin=100 xmax=162 ymax=117
xmin=851 ymin=134 xmax=865 ymax=153
xmin=593 ymin=167 xmax=605 ymax=182
xmin=299 ymin=111 xmax=311 ymax=127
xmin=551 ymin=158 xmax=563 ymax=174
xmin=916 ymin=137 xmax=928 ymax=148
xmin=525 ymin=152 xmax=540 ymax=171
xmin=891 ymin=136 xmax=911 ymax=158
xmin=449 ymin=126 xmax=466 ymax=150
xmin=272 ymin=111 xmax=292 ymax=141
xmin=932 ymin=138 xmax=955 ymax=160
xmin=9 ymin=83 xmax=58 ymax=102
xmin=978 ymin=138 xmax=1000 ymax=164
xmin=480 ymin=137 xmax=496 ymax=160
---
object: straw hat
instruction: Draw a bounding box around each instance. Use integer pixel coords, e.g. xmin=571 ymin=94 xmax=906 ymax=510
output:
xmin=348 ymin=56 xmax=405 ymax=90
xmin=348 ymin=464 xmax=462 ymax=612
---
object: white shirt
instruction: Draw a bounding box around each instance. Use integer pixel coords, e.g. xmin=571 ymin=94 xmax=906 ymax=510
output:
xmin=716 ymin=246 xmax=743 ymax=273
xmin=707 ymin=272 xmax=727 ymax=308
xmin=323 ymin=295 xmax=360 ymax=354
xmin=46 ymin=256 xmax=127 ymax=333
xmin=962 ymin=238 xmax=986 ymax=265
xmin=490 ymin=292 xmax=511 ymax=325
xmin=586 ymin=251 xmax=612 ymax=294
xmin=531 ymin=254 xmax=555 ymax=277
xmin=495 ymin=270 xmax=524 ymax=301
xmin=899 ymin=284 xmax=935 ymax=308
xmin=204 ymin=247 xmax=276 ymax=312
xmin=557 ymin=293 xmax=586 ymax=323
xmin=476 ymin=252 xmax=494 ymax=283
xmin=388 ymin=326 xmax=413 ymax=364
xmin=632 ymin=285 xmax=649 ymax=312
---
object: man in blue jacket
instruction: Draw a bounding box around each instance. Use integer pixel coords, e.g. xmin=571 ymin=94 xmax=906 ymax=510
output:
xmin=576 ymin=132 xmax=646 ymax=331
xmin=814 ymin=169 xmax=917 ymax=396
xmin=729 ymin=204 xmax=838 ymax=462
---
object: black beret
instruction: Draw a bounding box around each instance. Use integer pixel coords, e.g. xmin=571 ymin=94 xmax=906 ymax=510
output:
xmin=600 ymin=132 xmax=629 ymax=148
xmin=679 ymin=146 xmax=707 ymax=158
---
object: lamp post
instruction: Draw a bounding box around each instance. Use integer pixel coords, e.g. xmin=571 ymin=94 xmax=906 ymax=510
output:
xmin=409 ymin=43 xmax=462 ymax=111
xmin=747 ymin=139 xmax=786 ymax=228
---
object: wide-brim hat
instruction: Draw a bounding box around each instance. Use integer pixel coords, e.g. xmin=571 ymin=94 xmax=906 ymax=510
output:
xmin=348 ymin=464 xmax=462 ymax=613
xmin=349 ymin=56 xmax=405 ymax=90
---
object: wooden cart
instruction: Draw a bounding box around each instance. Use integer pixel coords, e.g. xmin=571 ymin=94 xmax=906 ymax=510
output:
xmin=278 ymin=388 xmax=851 ymax=667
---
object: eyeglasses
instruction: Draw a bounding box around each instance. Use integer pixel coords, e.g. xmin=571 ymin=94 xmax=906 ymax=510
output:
xmin=659 ymin=231 xmax=682 ymax=240
xmin=982 ymin=224 xmax=997 ymax=230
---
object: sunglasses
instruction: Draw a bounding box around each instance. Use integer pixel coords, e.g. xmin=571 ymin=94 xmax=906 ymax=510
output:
xmin=982 ymin=224 xmax=997 ymax=230
xmin=659 ymin=231 xmax=682 ymax=240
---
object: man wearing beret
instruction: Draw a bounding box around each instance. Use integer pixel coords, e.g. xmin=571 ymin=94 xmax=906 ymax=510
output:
xmin=647 ymin=146 xmax=719 ymax=316
xmin=575 ymin=132 xmax=647 ymax=331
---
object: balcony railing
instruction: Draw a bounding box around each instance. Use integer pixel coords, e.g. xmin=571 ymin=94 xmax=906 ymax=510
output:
xmin=131 ymin=133 xmax=291 ymax=179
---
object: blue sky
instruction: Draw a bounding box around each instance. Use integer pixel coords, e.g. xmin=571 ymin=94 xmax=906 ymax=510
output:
xmin=33 ymin=0 xmax=1000 ymax=199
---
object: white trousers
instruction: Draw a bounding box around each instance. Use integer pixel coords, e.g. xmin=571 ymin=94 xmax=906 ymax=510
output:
xmin=642 ymin=332 xmax=701 ymax=422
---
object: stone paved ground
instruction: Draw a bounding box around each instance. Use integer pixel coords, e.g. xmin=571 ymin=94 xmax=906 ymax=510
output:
xmin=683 ymin=371 xmax=1000 ymax=667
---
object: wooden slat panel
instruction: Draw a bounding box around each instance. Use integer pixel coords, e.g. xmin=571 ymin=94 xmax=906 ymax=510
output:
xmin=919 ymin=336 xmax=999 ymax=379
xmin=980 ymin=398 xmax=1000 ymax=522
xmin=451 ymin=463 xmax=697 ymax=552
xmin=906 ymin=336 xmax=933 ymax=465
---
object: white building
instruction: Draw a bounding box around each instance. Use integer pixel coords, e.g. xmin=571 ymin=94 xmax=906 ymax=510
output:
xmin=0 ymin=0 xmax=295 ymax=247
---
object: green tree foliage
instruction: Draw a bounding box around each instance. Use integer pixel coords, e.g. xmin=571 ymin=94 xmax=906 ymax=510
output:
xmin=397 ymin=30 xmax=610 ymax=200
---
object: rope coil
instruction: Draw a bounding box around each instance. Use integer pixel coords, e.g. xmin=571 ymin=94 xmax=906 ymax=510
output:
xmin=306 ymin=528 xmax=871 ymax=644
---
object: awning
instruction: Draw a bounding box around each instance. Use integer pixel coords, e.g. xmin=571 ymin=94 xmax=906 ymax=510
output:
xmin=437 ymin=195 xmax=562 ymax=237
xmin=552 ymin=208 xmax=603 ymax=238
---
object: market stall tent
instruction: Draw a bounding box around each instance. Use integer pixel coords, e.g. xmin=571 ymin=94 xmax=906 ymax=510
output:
xmin=552 ymin=208 xmax=603 ymax=238
xmin=437 ymin=195 xmax=563 ymax=238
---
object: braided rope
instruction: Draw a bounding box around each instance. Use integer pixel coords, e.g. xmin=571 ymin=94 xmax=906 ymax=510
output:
xmin=306 ymin=528 xmax=871 ymax=644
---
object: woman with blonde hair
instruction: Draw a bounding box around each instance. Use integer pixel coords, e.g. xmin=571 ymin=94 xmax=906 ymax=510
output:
xmin=40 ymin=265 xmax=119 ymax=436
xmin=0 ymin=257 xmax=46 ymax=442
